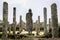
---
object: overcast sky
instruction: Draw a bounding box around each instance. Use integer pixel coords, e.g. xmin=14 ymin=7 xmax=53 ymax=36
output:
xmin=0 ymin=0 xmax=60 ymax=24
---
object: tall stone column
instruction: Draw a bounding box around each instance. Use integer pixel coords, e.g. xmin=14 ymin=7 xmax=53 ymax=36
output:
xmin=38 ymin=16 xmax=40 ymax=23
xmin=2 ymin=2 xmax=8 ymax=40
xmin=38 ymin=16 xmax=40 ymax=32
xmin=49 ymin=18 xmax=52 ymax=34
xmin=43 ymin=7 xmax=47 ymax=35
xmin=9 ymin=24 xmax=11 ymax=34
xmin=36 ymin=20 xmax=38 ymax=35
xmin=49 ymin=18 xmax=51 ymax=32
xmin=13 ymin=7 xmax=16 ymax=38
xmin=26 ymin=9 xmax=33 ymax=34
xmin=19 ymin=15 xmax=22 ymax=33
xmin=36 ymin=16 xmax=40 ymax=35
xmin=51 ymin=3 xmax=58 ymax=38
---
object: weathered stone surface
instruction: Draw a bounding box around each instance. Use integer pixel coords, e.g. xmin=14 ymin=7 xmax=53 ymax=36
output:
xmin=26 ymin=9 xmax=33 ymax=34
xmin=13 ymin=7 xmax=16 ymax=38
xmin=2 ymin=2 xmax=8 ymax=40
xmin=9 ymin=24 xmax=11 ymax=34
xmin=43 ymin=7 xmax=47 ymax=35
xmin=51 ymin=3 xmax=58 ymax=38
xmin=49 ymin=18 xmax=51 ymax=33
xmin=38 ymin=16 xmax=40 ymax=32
xmin=19 ymin=15 xmax=22 ymax=33
xmin=36 ymin=16 xmax=40 ymax=35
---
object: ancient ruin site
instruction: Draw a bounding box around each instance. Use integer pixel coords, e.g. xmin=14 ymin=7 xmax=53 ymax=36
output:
xmin=0 ymin=0 xmax=60 ymax=40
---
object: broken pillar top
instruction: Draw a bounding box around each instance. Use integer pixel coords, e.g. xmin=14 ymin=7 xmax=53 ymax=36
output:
xmin=38 ymin=16 xmax=40 ymax=21
xmin=3 ymin=2 xmax=8 ymax=4
xmin=51 ymin=3 xmax=57 ymax=9
xmin=51 ymin=3 xmax=57 ymax=6
xmin=3 ymin=2 xmax=8 ymax=7
xmin=3 ymin=2 xmax=8 ymax=9
xmin=13 ymin=7 xmax=16 ymax=10
xmin=20 ymin=15 xmax=22 ymax=20
xmin=38 ymin=16 xmax=40 ymax=19
xmin=13 ymin=7 xmax=16 ymax=12
xmin=13 ymin=7 xmax=16 ymax=15
xmin=44 ymin=7 xmax=47 ymax=12
xmin=44 ymin=7 xmax=46 ymax=9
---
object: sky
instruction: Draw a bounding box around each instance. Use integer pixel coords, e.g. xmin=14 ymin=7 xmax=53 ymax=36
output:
xmin=0 ymin=0 xmax=60 ymax=24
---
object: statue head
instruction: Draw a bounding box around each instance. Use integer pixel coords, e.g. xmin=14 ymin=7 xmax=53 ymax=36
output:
xmin=28 ymin=9 xmax=32 ymax=12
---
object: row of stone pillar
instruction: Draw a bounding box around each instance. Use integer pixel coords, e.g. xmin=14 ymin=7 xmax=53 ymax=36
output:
xmin=2 ymin=2 xmax=59 ymax=40
xmin=2 ymin=2 xmax=24 ymax=39
xmin=44 ymin=3 xmax=58 ymax=38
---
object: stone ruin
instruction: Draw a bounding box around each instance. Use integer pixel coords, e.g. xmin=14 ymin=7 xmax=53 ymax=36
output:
xmin=0 ymin=2 xmax=59 ymax=40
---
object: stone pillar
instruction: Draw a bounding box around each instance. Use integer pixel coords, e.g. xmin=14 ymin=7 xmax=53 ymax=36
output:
xmin=36 ymin=16 xmax=40 ymax=35
xmin=48 ymin=18 xmax=52 ymax=37
xmin=38 ymin=16 xmax=40 ymax=23
xmin=34 ymin=22 xmax=37 ymax=31
xmin=51 ymin=3 xmax=58 ymax=38
xmin=38 ymin=16 xmax=40 ymax=32
xmin=49 ymin=18 xmax=51 ymax=32
xmin=13 ymin=7 xmax=16 ymax=38
xmin=26 ymin=9 xmax=33 ymax=34
xmin=2 ymin=2 xmax=8 ymax=40
xmin=19 ymin=15 xmax=22 ymax=33
xmin=9 ymin=24 xmax=11 ymax=34
xmin=36 ymin=20 xmax=38 ymax=35
xmin=43 ymin=7 xmax=47 ymax=35
xmin=49 ymin=18 xmax=52 ymax=33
